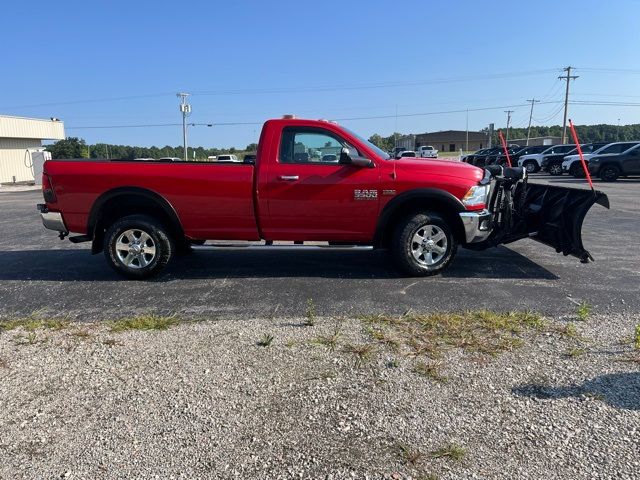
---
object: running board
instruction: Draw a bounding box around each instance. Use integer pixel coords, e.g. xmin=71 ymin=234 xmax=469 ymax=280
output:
xmin=191 ymin=243 xmax=374 ymax=251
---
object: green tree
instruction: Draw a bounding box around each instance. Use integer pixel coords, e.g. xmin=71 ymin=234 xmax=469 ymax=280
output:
xmin=245 ymin=143 xmax=258 ymax=151
xmin=46 ymin=137 xmax=88 ymax=159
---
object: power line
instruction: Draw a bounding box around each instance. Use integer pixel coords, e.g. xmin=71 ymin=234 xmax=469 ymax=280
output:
xmin=0 ymin=92 xmax=175 ymax=110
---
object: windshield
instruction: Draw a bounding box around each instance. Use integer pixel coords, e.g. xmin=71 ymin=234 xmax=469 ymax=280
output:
xmin=342 ymin=127 xmax=391 ymax=160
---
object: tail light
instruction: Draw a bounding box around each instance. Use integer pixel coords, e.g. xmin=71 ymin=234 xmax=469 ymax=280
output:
xmin=42 ymin=174 xmax=57 ymax=203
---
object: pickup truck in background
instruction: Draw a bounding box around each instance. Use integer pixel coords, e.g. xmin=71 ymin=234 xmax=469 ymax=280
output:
xmin=38 ymin=117 xmax=609 ymax=279
xmin=417 ymin=145 xmax=438 ymax=158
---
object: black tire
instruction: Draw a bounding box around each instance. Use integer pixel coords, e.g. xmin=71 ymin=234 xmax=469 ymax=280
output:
xmin=548 ymin=162 xmax=563 ymax=176
xmin=570 ymin=163 xmax=585 ymax=178
xmin=523 ymin=160 xmax=538 ymax=174
xmin=104 ymin=214 xmax=174 ymax=279
xmin=391 ymin=211 xmax=457 ymax=276
xmin=599 ymin=165 xmax=620 ymax=182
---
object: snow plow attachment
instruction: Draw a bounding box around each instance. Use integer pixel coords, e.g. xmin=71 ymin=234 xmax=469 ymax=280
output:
xmin=473 ymin=167 xmax=610 ymax=262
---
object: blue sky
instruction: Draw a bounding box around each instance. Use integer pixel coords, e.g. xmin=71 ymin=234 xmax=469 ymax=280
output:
xmin=2 ymin=0 xmax=639 ymax=148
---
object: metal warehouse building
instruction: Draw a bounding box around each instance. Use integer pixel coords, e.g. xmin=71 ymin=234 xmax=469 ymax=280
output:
xmin=0 ymin=115 xmax=65 ymax=184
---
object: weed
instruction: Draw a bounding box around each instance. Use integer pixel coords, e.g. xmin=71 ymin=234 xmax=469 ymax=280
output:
xmin=386 ymin=358 xmax=400 ymax=369
xmin=284 ymin=339 xmax=297 ymax=348
xmin=576 ymin=302 xmax=591 ymax=321
xmin=565 ymin=347 xmax=586 ymax=358
xmin=344 ymin=343 xmax=376 ymax=363
xmin=257 ymin=333 xmax=274 ymax=347
xmin=102 ymin=338 xmax=122 ymax=347
xmin=413 ymin=361 xmax=448 ymax=383
xmin=361 ymin=310 xmax=544 ymax=359
xmin=15 ymin=331 xmax=46 ymax=346
xmin=634 ymin=324 xmax=640 ymax=350
xmin=108 ymin=313 xmax=179 ymax=333
xmin=584 ymin=391 xmax=606 ymax=401
xmin=549 ymin=322 xmax=583 ymax=341
xmin=0 ymin=314 xmax=69 ymax=333
xmin=430 ymin=443 xmax=466 ymax=462
xmin=304 ymin=299 xmax=316 ymax=326
xmin=70 ymin=329 xmax=92 ymax=340
xmin=311 ymin=327 xmax=341 ymax=351
xmin=397 ymin=443 xmax=422 ymax=466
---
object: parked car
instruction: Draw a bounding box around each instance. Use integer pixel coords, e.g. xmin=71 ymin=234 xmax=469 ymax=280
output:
xmin=417 ymin=145 xmax=438 ymax=158
xmin=588 ymin=144 xmax=640 ymax=181
xmin=518 ymin=144 xmax=576 ymax=173
xmin=562 ymin=141 xmax=640 ymax=177
xmin=391 ymin=147 xmax=408 ymax=158
xmin=37 ymin=116 xmax=608 ymax=279
xmin=214 ymin=154 xmax=241 ymax=162
xmin=462 ymin=148 xmax=490 ymax=164
xmin=243 ymin=154 xmax=257 ymax=164
xmin=471 ymin=146 xmax=504 ymax=167
xmin=494 ymin=145 xmax=548 ymax=167
xmin=487 ymin=145 xmax=522 ymax=167
xmin=541 ymin=143 xmax=607 ymax=176
xmin=398 ymin=151 xmax=416 ymax=158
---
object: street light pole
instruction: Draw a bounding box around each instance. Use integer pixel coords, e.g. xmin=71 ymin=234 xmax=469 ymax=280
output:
xmin=525 ymin=99 xmax=540 ymax=146
xmin=177 ymin=93 xmax=191 ymax=161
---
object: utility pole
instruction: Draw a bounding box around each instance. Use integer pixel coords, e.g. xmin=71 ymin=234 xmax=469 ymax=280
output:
xmin=504 ymin=110 xmax=514 ymax=143
xmin=616 ymin=118 xmax=621 ymax=141
xmin=559 ymin=66 xmax=578 ymax=144
xmin=177 ymin=92 xmax=191 ymax=160
xmin=525 ymin=99 xmax=540 ymax=146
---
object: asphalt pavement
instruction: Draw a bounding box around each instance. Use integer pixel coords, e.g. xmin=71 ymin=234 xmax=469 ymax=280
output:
xmin=1 ymin=176 xmax=638 ymax=320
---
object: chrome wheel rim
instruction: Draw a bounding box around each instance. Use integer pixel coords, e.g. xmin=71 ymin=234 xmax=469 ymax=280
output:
xmin=550 ymin=164 xmax=561 ymax=175
xmin=410 ymin=224 xmax=447 ymax=267
xmin=115 ymin=229 xmax=156 ymax=269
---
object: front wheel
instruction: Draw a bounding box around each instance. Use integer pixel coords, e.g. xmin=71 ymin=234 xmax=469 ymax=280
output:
xmin=104 ymin=215 xmax=174 ymax=279
xmin=548 ymin=163 xmax=563 ymax=176
xmin=523 ymin=160 xmax=538 ymax=174
xmin=391 ymin=212 xmax=457 ymax=276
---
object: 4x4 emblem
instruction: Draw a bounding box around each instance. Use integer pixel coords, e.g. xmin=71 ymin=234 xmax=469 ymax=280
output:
xmin=354 ymin=189 xmax=378 ymax=200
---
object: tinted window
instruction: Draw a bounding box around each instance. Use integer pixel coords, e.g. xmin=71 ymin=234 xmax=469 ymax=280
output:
xmin=599 ymin=142 xmax=639 ymax=154
xmin=280 ymin=127 xmax=359 ymax=164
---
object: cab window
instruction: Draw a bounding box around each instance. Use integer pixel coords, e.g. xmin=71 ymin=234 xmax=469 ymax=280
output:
xmin=279 ymin=127 xmax=359 ymax=164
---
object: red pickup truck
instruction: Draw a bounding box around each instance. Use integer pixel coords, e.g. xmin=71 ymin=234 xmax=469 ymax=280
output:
xmin=37 ymin=117 xmax=609 ymax=279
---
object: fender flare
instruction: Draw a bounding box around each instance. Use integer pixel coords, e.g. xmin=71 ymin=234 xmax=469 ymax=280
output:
xmin=88 ymin=186 xmax=185 ymax=253
xmin=373 ymin=188 xmax=466 ymax=247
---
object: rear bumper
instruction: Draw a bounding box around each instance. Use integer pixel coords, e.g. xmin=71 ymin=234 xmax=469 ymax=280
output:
xmin=37 ymin=204 xmax=68 ymax=233
xmin=459 ymin=210 xmax=492 ymax=243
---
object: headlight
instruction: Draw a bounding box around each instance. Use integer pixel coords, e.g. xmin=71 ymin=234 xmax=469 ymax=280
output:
xmin=462 ymin=184 xmax=489 ymax=208
xmin=590 ymin=157 xmax=600 ymax=163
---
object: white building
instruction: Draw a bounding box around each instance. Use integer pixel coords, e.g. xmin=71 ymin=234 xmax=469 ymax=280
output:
xmin=0 ymin=115 xmax=65 ymax=184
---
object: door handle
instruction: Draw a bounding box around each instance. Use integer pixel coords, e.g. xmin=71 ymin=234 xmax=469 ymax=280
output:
xmin=278 ymin=175 xmax=299 ymax=181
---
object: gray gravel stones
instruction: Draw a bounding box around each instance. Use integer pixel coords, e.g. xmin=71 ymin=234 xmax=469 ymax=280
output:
xmin=0 ymin=313 xmax=639 ymax=479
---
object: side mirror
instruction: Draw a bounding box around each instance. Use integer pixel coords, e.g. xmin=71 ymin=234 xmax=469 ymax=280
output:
xmin=340 ymin=147 xmax=374 ymax=168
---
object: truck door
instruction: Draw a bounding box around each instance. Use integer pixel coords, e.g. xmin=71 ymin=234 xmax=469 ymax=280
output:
xmin=261 ymin=126 xmax=380 ymax=242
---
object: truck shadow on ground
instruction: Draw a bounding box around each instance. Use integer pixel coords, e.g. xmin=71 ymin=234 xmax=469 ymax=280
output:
xmin=512 ymin=372 xmax=640 ymax=411
xmin=0 ymin=246 xmax=558 ymax=281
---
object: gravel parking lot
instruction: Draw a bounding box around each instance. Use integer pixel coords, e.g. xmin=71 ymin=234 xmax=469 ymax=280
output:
xmin=0 ymin=176 xmax=639 ymax=479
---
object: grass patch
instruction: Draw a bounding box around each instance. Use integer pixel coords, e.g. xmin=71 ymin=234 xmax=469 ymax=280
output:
xmin=257 ymin=333 xmax=274 ymax=347
xmin=70 ymin=329 xmax=92 ymax=340
xmin=430 ymin=443 xmax=466 ymax=462
xmin=413 ymin=361 xmax=448 ymax=383
xmin=303 ymin=298 xmax=316 ymax=326
xmin=361 ymin=310 xmax=544 ymax=358
xmin=343 ymin=343 xmax=376 ymax=363
xmin=635 ymin=324 xmax=640 ymax=350
xmin=108 ymin=313 xmax=179 ymax=333
xmin=0 ymin=314 xmax=69 ymax=333
xmin=102 ymin=338 xmax=122 ymax=347
xmin=576 ymin=302 xmax=591 ymax=321
xmin=564 ymin=347 xmax=586 ymax=358
xmin=397 ymin=443 xmax=422 ymax=466
xmin=550 ymin=322 xmax=583 ymax=340
xmin=311 ymin=327 xmax=341 ymax=351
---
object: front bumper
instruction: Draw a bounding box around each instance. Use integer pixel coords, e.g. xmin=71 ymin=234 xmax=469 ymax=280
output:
xmin=37 ymin=204 xmax=68 ymax=233
xmin=459 ymin=209 xmax=492 ymax=243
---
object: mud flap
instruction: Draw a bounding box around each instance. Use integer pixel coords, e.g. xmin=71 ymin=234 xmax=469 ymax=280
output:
xmin=494 ymin=184 xmax=610 ymax=262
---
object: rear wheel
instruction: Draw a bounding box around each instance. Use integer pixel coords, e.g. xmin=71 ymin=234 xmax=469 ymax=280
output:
xmin=391 ymin=212 xmax=457 ymax=276
xmin=523 ymin=160 xmax=538 ymax=173
xmin=548 ymin=162 xmax=563 ymax=176
xmin=104 ymin=215 xmax=174 ymax=279
xmin=599 ymin=165 xmax=620 ymax=182
xmin=570 ymin=163 xmax=585 ymax=178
